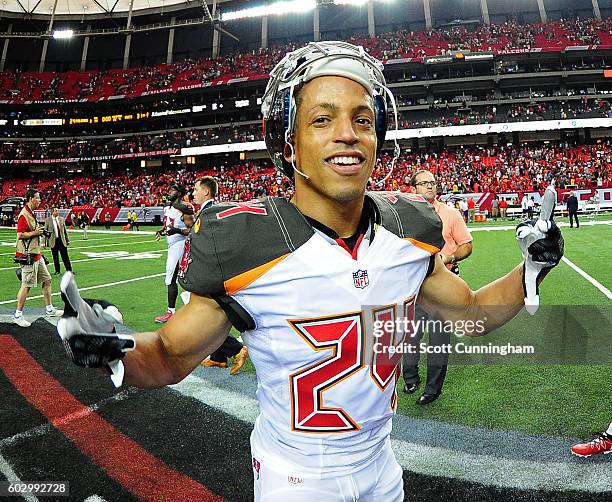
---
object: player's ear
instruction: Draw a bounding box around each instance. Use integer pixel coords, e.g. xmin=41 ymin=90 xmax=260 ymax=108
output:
xmin=283 ymin=139 xmax=295 ymax=165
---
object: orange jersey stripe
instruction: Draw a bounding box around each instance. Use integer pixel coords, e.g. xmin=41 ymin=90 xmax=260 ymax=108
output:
xmin=224 ymin=253 xmax=290 ymax=295
xmin=403 ymin=237 xmax=440 ymax=254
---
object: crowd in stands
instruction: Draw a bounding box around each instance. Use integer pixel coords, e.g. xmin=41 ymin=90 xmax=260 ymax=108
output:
xmin=0 ymin=123 xmax=264 ymax=161
xmin=352 ymin=17 xmax=612 ymax=61
xmin=1 ymin=141 xmax=608 ymax=210
xmin=2 ymin=98 xmax=611 ymax=161
xmin=1 ymin=17 xmax=612 ymax=103
xmin=401 ymin=98 xmax=612 ymax=128
xmin=372 ymin=142 xmax=610 ymax=194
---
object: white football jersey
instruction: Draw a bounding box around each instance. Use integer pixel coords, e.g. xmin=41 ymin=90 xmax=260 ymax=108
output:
xmin=179 ymin=193 xmax=444 ymax=479
xmin=163 ymin=204 xmax=190 ymax=245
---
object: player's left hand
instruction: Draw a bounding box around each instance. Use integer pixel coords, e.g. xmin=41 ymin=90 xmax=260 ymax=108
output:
xmin=516 ymin=218 xmax=564 ymax=274
xmin=515 ymin=187 xmax=564 ymax=314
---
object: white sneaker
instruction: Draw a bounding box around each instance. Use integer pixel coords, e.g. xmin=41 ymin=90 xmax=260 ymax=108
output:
xmin=46 ymin=308 xmax=64 ymax=317
xmin=13 ymin=316 xmax=31 ymax=327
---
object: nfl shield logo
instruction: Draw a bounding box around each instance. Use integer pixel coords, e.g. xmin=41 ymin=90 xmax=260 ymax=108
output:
xmin=352 ymin=269 xmax=369 ymax=289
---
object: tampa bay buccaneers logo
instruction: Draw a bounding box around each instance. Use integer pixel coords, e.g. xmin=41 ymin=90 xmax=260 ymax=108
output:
xmin=178 ymin=237 xmax=192 ymax=280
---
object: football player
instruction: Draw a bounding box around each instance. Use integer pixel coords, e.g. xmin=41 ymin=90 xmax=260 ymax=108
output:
xmin=57 ymin=42 xmax=563 ymax=501
xmin=154 ymin=183 xmax=194 ymax=323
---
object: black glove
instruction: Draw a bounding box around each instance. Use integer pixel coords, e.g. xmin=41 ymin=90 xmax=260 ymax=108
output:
xmin=516 ymin=211 xmax=564 ymax=314
xmin=57 ymin=272 xmax=135 ymax=369
xmin=166 ymin=227 xmax=183 ymax=236
xmin=174 ymin=200 xmax=194 ymax=215
xmin=516 ymin=219 xmax=564 ymax=272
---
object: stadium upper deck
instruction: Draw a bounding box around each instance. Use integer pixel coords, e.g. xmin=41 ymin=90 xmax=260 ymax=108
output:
xmin=1 ymin=17 xmax=612 ymax=104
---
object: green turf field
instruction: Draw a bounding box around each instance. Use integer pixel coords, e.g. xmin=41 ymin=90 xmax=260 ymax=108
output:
xmin=0 ymin=221 xmax=610 ymax=437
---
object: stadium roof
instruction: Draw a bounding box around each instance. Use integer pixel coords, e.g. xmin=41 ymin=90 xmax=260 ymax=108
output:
xmin=0 ymin=0 xmax=233 ymax=18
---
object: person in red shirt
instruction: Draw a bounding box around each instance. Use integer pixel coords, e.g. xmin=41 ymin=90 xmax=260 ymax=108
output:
xmin=14 ymin=189 xmax=63 ymax=327
xmin=467 ymin=196 xmax=476 ymax=223
xmin=499 ymin=198 xmax=508 ymax=220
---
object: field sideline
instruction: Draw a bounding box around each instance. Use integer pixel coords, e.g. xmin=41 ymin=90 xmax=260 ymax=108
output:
xmin=0 ymin=219 xmax=610 ymax=437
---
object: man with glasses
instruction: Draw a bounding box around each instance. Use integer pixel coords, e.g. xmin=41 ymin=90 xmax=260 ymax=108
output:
xmin=403 ymin=170 xmax=473 ymax=404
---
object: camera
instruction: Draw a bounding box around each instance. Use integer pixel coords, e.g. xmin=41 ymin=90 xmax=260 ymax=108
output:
xmin=41 ymin=228 xmax=51 ymax=238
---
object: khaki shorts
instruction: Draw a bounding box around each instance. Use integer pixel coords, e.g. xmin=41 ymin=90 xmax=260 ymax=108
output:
xmin=21 ymin=259 xmax=52 ymax=288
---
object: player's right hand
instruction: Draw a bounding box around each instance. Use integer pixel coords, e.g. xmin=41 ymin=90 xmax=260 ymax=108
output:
xmin=57 ymin=272 xmax=135 ymax=369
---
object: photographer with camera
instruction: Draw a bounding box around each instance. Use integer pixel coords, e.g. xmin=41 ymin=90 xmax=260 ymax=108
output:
xmin=13 ymin=189 xmax=63 ymax=328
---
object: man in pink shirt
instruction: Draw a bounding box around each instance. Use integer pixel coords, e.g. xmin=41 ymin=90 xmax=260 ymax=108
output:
xmin=403 ymin=170 xmax=473 ymax=404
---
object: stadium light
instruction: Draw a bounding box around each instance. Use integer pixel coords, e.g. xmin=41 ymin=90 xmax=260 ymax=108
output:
xmin=333 ymin=0 xmax=369 ymax=5
xmin=53 ymin=29 xmax=74 ymax=39
xmin=221 ymin=0 xmax=316 ymax=22
xmin=333 ymin=0 xmax=395 ymax=4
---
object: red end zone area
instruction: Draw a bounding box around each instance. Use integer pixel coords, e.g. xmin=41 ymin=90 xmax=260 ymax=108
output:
xmin=0 ymin=319 xmax=253 ymax=501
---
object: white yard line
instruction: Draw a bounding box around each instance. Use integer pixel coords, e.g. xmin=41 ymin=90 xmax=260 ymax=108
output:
xmin=0 ymin=240 xmax=161 ymax=257
xmin=0 ymin=453 xmax=40 ymax=502
xmin=172 ymin=373 xmax=612 ymax=493
xmin=0 ymin=249 xmax=167 ymax=272
xmin=561 ymin=256 xmax=612 ymax=300
xmin=466 ymin=220 xmax=612 ymax=300
xmin=0 ymin=273 xmax=165 ymax=305
xmin=467 ymin=219 xmax=612 ymax=232
xmin=0 ymin=229 xmax=156 ymax=236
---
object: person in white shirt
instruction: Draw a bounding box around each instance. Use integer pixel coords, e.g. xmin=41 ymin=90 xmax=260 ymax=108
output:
xmin=154 ymin=184 xmax=195 ymax=323
xmin=521 ymin=194 xmax=529 ymax=219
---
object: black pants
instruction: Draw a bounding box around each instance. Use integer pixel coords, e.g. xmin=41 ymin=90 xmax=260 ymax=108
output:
xmin=51 ymin=243 xmax=72 ymax=274
xmin=210 ymin=336 xmax=243 ymax=363
xmin=402 ymin=307 xmax=450 ymax=395
xmin=569 ymin=211 xmax=579 ymax=227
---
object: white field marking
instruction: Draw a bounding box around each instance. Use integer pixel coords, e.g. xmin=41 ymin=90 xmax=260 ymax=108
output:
xmin=0 ymin=239 xmax=161 ymax=257
xmin=0 ymin=229 xmax=156 ymax=236
xmin=466 ymin=219 xmax=612 ymax=300
xmin=390 ymin=437 xmax=612 ymax=493
xmin=67 ymin=229 xmax=157 ymax=236
xmin=0 ymin=273 xmax=165 ymax=305
xmin=0 ymin=249 xmax=168 ymax=272
xmin=172 ymin=373 xmax=612 ymax=493
xmin=0 ymin=453 xmax=40 ymax=502
xmin=0 ymin=389 xmax=138 ymax=448
xmin=83 ymin=496 xmax=108 ymax=502
xmin=64 ymin=235 xmax=156 ymax=245
xmin=466 ymin=219 xmax=612 ymax=232
xmin=561 ymin=256 xmax=612 ymax=300
xmin=0 ymin=230 xmax=154 ymax=242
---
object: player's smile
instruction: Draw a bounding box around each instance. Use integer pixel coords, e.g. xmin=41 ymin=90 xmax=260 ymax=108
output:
xmin=324 ymin=151 xmax=366 ymax=176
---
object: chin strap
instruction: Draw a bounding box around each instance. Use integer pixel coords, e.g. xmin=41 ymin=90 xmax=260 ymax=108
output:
xmin=374 ymin=81 xmax=401 ymax=188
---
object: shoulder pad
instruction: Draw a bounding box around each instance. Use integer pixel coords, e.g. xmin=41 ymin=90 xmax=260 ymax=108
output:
xmin=367 ymin=192 xmax=444 ymax=253
xmin=179 ymin=197 xmax=314 ymax=297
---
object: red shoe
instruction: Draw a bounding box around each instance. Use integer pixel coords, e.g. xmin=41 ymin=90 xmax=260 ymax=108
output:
xmin=571 ymin=433 xmax=612 ymax=458
xmin=155 ymin=311 xmax=173 ymax=323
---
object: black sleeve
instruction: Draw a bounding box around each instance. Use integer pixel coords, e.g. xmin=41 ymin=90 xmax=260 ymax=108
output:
xmin=178 ymin=198 xmax=313 ymax=332
xmin=213 ymin=294 xmax=256 ymax=332
xmin=177 ymin=213 xmax=225 ymax=297
xmin=368 ymin=192 xmax=445 ymax=251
